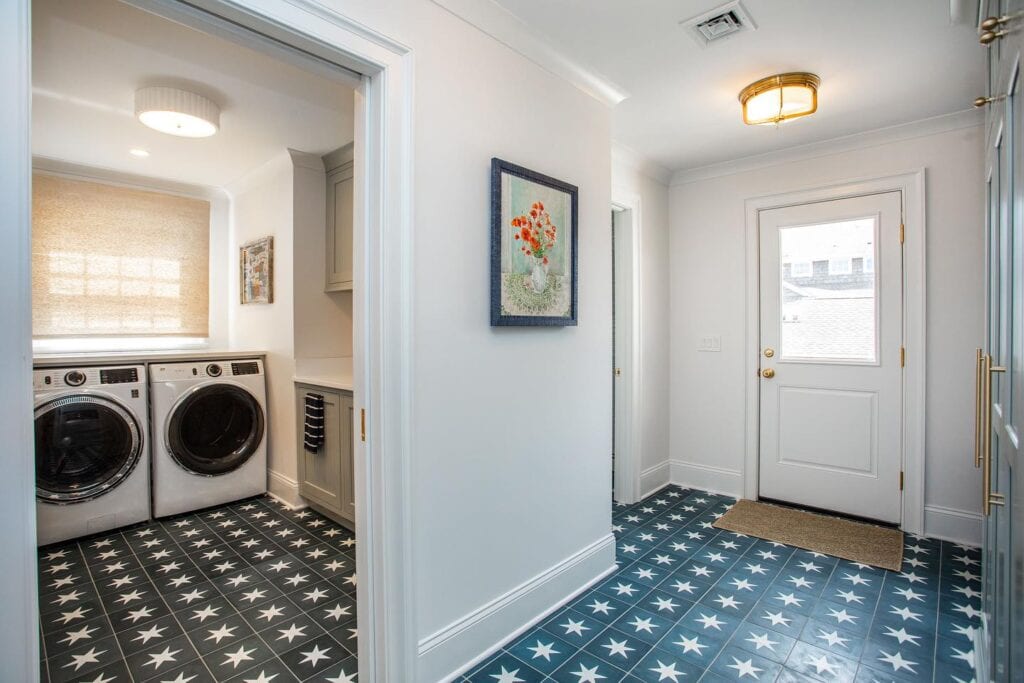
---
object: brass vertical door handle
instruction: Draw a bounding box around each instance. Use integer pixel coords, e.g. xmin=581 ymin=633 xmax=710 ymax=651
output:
xmin=983 ymin=355 xmax=1006 ymax=515
xmin=974 ymin=348 xmax=983 ymax=468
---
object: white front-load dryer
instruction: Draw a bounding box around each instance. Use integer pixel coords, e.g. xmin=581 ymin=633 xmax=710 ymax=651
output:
xmin=150 ymin=358 xmax=267 ymax=517
xmin=34 ymin=365 xmax=151 ymax=546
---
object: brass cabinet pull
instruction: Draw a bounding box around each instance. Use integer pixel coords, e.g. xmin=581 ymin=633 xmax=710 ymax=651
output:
xmin=983 ymin=355 xmax=1007 ymax=515
xmin=975 ymin=348 xmax=983 ymax=468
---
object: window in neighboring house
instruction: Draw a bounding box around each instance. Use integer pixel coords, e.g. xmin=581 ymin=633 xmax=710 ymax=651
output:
xmin=790 ymin=261 xmax=813 ymax=277
xmin=32 ymin=172 xmax=210 ymax=342
xmin=828 ymin=257 xmax=852 ymax=275
xmin=863 ymin=255 xmax=874 ymax=274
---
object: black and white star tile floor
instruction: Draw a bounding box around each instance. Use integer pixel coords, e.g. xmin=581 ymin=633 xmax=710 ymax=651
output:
xmin=36 ymin=496 xmax=358 ymax=683
xmin=463 ymin=486 xmax=983 ymax=683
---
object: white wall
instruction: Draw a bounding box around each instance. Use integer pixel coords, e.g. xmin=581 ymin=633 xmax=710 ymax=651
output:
xmin=612 ymin=150 xmax=672 ymax=497
xmin=668 ymin=123 xmax=985 ymax=543
xmin=228 ymin=151 xmax=298 ymax=490
xmin=302 ymin=1 xmax=616 ymax=678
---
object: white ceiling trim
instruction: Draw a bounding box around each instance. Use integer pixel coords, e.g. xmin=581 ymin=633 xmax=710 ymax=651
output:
xmin=32 ymin=155 xmax=224 ymax=200
xmin=671 ymin=108 xmax=984 ymax=186
xmin=429 ymin=0 xmax=629 ymax=106
xmin=612 ymin=141 xmax=672 ymax=186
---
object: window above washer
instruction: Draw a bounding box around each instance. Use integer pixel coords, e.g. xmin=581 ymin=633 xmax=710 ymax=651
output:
xmin=32 ymin=172 xmax=211 ymax=342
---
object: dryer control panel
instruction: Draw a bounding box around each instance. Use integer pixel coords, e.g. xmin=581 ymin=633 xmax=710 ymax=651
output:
xmin=150 ymin=358 xmax=264 ymax=381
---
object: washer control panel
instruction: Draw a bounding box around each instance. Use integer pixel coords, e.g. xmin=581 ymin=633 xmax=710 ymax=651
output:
xmin=33 ymin=365 xmax=146 ymax=392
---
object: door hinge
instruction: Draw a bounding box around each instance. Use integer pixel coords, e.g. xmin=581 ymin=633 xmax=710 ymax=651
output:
xmin=899 ymin=471 xmax=904 ymax=491
xmin=900 ymin=346 xmax=905 ymax=367
xmin=899 ymin=223 xmax=905 ymax=244
xmin=360 ymin=409 xmax=366 ymax=442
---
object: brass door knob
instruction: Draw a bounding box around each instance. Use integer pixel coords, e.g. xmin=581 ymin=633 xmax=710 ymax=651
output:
xmin=980 ymin=30 xmax=1007 ymax=45
xmin=982 ymin=15 xmax=1012 ymax=30
xmin=761 ymin=368 xmax=775 ymax=379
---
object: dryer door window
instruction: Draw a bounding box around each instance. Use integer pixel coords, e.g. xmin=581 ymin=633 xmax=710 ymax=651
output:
xmin=35 ymin=395 xmax=143 ymax=503
xmin=167 ymin=384 xmax=265 ymax=476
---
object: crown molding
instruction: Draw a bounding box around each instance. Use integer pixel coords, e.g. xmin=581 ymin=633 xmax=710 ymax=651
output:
xmin=429 ymin=0 xmax=628 ymax=107
xmin=670 ymin=108 xmax=984 ymax=186
xmin=612 ymin=141 xmax=672 ymax=186
xmin=32 ymin=155 xmax=224 ymax=200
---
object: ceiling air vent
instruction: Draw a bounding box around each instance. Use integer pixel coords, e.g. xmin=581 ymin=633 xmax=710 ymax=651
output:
xmin=681 ymin=1 xmax=757 ymax=48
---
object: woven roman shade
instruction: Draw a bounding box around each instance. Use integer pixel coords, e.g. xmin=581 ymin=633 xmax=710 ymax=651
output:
xmin=32 ymin=173 xmax=210 ymax=338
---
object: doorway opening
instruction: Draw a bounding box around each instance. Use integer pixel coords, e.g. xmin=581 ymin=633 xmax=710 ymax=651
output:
xmin=612 ymin=201 xmax=640 ymax=505
xmin=21 ymin=0 xmax=415 ymax=680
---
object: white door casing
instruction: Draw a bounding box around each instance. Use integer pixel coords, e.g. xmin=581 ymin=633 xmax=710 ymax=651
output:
xmin=758 ymin=192 xmax=904 ymax=523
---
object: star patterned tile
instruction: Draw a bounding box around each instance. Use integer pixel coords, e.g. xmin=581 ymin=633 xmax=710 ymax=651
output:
xmin=36 ymin=496 xmax=358 ymax=683
xmin=462 ymin=486 xmax=982 ymax=682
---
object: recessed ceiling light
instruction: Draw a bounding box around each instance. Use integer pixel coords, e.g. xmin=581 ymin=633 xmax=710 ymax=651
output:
xmin=135 ymin=86 xmax=220 ymax=138
xmin=129 ymin=148 xmax=150 ymax=158
xmin=739 ymin=72 xmax=820 ymax=125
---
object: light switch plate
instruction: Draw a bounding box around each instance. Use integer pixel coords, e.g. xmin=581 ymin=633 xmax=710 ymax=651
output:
xmin=698 ymin=335 xmax=721 ymax=352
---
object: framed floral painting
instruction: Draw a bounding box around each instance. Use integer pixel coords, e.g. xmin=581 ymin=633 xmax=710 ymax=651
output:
xmin=240 ymin=236 xmax=274 ymax=304
xmin=490 ymin=158 xmax=578 ymax=326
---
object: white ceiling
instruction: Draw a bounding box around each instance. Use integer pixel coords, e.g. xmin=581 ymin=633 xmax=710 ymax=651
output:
xmin=482 ymin=0 xmax=986 ymax=174
xmin=32 ymin=0 xmax=355 ymax=189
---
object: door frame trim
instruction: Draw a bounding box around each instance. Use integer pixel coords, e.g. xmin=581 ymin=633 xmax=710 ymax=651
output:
xmin=742 ymin=170 xmax=926 ymax=534
xmin=611 ymin=193 xmax=643 ymax=503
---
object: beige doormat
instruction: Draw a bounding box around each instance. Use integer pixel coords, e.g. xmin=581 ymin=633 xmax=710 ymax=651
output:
xmin=714 ymin=499 xmax=903 ymax=571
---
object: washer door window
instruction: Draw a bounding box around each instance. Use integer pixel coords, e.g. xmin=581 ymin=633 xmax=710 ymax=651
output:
xmin=35 ymin=395 xmax=143 ymax=503
xmin=167 ymin=384 xmax=265 ymax=476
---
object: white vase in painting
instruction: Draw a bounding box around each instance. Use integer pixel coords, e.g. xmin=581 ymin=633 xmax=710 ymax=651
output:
xmin=530 ymin=257 xmax=548 ymax=293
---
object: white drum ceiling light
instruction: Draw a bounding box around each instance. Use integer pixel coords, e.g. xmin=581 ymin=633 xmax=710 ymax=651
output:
xmin=135 ymin=87 xmax=220 ymax=138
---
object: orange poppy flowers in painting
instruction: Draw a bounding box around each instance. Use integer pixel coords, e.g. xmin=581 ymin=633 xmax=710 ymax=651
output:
xmin=512 ymin=200 xmax=558 ymax=264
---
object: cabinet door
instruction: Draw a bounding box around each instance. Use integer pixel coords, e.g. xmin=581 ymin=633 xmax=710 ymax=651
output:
xmin=326 ymin=163 xmax=354 ymax=292
xmin=296 ymin=387 xmax=344 ymax=514
xmin=338 ymin=392 xmax=356 ymax=523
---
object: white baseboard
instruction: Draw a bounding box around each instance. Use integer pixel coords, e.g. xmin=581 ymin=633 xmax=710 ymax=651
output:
xmin=418 ymin=533 xmax=617 ymax=682
xmin=923 ymin=504 xmax=982 ymax=546
xmin=640 ymin=462 xmax=671 ymax=499
xmin=669 ymin=459 xmax=743 ymax=497
xmin=267 ymin=469 xmax=307 ymax=510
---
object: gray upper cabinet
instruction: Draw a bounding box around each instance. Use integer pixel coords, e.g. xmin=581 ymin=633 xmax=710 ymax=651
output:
xmin=295 ymin=384 xmax=355 ymax=526
xmin=324 ymin=143 xmax=354 ymax=292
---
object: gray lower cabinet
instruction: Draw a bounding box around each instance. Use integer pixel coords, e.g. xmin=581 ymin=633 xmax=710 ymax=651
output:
xmin=295 ymin=384 xmax=355 ymax=525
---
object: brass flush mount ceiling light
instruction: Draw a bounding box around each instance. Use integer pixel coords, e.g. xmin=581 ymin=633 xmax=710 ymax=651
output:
xmin=739 ymin=72 xmax=820 ymax=125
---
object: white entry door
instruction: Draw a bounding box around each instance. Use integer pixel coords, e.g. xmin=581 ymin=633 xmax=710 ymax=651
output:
xmin=758 ymin=192 xmax=903 ymax=523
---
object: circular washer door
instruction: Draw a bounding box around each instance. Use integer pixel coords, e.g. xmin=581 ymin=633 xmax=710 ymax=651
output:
xmin=35 ymin=394 xmax=143 ymax=503
xmin=167 ymin=383 xmax=265 ymax=476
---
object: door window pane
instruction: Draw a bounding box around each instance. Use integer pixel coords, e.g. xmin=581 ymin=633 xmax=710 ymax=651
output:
xmin=779 ymin=217 xmax=877 ymax=362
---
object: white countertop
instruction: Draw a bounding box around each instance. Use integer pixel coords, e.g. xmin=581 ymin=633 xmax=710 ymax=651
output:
xmin=293 ymin=356 xmax=353 ymax=391
xmin=33 ymin=349 xmax=266 ymax=367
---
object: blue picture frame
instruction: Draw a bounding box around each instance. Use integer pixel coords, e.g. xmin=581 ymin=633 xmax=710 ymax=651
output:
xmin=490 ymin=158 xmax=578 ymax=326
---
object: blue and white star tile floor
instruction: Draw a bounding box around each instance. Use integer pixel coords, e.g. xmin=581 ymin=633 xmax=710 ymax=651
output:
xmin=462 ymin=486 xmax=982 ymax=683
xmin=36 ymin=496 xmax=358 ymax=683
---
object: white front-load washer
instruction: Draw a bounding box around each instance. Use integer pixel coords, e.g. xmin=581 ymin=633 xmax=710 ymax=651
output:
xmin=150 ymin=358 xmax=267 ymax=517
xmin=34 ymin=364 xmax=150 ymax=546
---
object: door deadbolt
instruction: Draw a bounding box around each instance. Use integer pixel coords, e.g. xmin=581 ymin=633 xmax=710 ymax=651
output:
xmin=763 ymin=348 xmax=775 ymax=358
